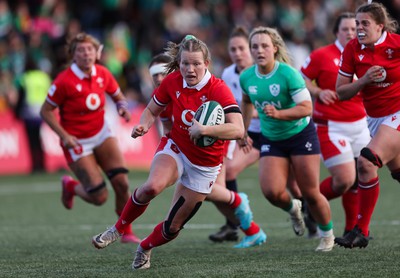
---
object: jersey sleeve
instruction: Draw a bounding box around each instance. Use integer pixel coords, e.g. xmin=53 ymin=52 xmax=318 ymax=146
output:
xmin=103 ymin=67 xmax=120 ymax=96
xmin=212 ymin=81 xmax=239 ymax=113
xmin=338 ymin=44 xmax=356 ymax=78
xmin=46 ymin=77 xmax=66 ymax=107
xmin=300 ymin=52 xmax=320 ymax=80
xmin=287 ymin=67 xmax=306 ymax=96
xmin=153 ymin=75 xmax=172 ymax=107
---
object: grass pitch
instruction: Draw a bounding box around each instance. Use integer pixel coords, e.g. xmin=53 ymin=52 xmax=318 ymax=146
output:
xmin=1 ymin=166 xmax=400 ymax=277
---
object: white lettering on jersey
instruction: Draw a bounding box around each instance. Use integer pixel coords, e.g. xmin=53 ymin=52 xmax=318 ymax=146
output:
xmin=254 ymin=100 xmax=282 ymax=110
xmin=86 ymin=93 xmax=101 ymax=110
xmin=248 ymin=86 xmax=258 ymax=94
xmin=269 ymin=84 xmax=280 ymax=97
xmin=48 ymin=84 xmax=56 ymax=97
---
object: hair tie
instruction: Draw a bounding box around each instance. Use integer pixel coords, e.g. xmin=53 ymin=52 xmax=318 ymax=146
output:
xmin=184 ymin=34 xmax=197 ymax=41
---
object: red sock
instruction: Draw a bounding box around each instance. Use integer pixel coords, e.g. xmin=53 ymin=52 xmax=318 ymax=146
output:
xmin=341 ymin=189 xmax=359 ymax=231
xmin=242 ymin=221 xmax=260 ymax=236
xmin=320 ymin=177 xmax=340 ymax=200
xmin=140 ymin=222 xmax=179 ymax=250
xmin=229 ymin=192 xmax=241 ymax=209
xmin=357 ymin=177 xmax=380 ymax=236
xmin=115 ymin=189 xmax=149 ymax=234
xmin=116 ymin=210 xmax=132 ymax=235
xmin=67 ymin=178 xmax=79 ymax=195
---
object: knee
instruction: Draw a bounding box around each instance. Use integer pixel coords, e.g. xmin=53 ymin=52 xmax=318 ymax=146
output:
xmin=141 ymin=180 xmax=166 ymax=198
xmin=87 ymin=181 xmax=108 ymax=206
xmin=331 ymin=177 xmax=354 ymax=195
xmin=357 ymin=155 xmax=377 ymax=175
xmin=263 ymin=189 xmax=284 ymax=203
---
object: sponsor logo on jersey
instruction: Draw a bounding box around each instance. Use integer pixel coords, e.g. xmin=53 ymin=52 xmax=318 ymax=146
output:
xmin=181 ymin=109 xmax=195 ymax=126
xmin=334 ymin=58 xmax=340 ymax=67
xmin=339 ymin=139 xmax=346 ymax=147
xmin=269 ymin=84 xmax=280 ymax=97
xmin=76 ymin=84 xmax=82 ymax=92
xmin=358 ymin=54 xmax=364 ymax=61
xmin=86 ymin=93 xmax=101 ymax=110
xmin=248 ymin=85 xmax=257 ymax=94
xmin=48 ymin=84 xmax=56 ymax=96
xmin=176 ymin=91 xmax=181 ymax=98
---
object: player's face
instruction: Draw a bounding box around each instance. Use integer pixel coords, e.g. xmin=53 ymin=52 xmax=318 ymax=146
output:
xmin=337 ymin=18 xmax=356 ymax=47
xmin=355 ymin=12 xmax=384 ymax=47
xmin=179 ymin=50 xmax=209 ymax=87
xmin=152 ymin=72 xmax=166 ymax=88
xmin=228 ymin=36 xmax=252 ymax=72
xmin=250 ymin=33 xmax=277 ymax=70
xmin=73 ymin=42 xmax=97 ymax=73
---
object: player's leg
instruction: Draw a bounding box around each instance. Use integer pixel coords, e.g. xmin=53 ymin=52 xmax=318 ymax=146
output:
xmin=94 ymin=136 xmax=140 ymax=243
xmin=259 ymin=155 xmax=305 ymax=236
xmin=291 ymin=154 xmax=334 ymax=251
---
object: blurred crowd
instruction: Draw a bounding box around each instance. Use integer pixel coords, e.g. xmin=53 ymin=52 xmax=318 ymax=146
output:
xmin=0 ymin=0 xmax=399 ymax=114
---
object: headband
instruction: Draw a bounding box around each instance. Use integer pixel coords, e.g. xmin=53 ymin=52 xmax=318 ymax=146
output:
xmin=149 ymin=63 xmax=167 ymax=76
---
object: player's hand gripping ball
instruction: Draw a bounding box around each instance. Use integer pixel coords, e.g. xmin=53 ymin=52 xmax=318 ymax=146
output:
xmin=193 ymin=101 xmax=225 ymax=147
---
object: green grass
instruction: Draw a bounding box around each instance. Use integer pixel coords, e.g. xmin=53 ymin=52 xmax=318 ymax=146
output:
xmin=1 ymin=166 xmax=400 ymax=277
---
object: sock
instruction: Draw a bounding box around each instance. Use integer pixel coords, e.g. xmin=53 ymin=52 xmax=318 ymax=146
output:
xmin=317 ymin=220 xmax=334 ymax=237
xmin=320 ymin=177 xmax=340 ymax=200
xmin=66 ymin=178 xmax=79 ymax=195
xmin=242 ymin=221 xmax=260 ymax=236
xmin=115 ymin=189 xmax=149 ymax=234
xmin=357 ymin=177 xmax=380 ymax=236
xmin=229 ymin=191 xmax=241 ymax=209
xmin=140 ymin=222 xmax=179 ymax=250
xmin=226 ymin=180 xmax=238 ymax=192
xmin=283 ymin=199 xmax=293 ymax=212
xmin=341 ymin=189 xmax=359 ymax=232
xmin=116 ymin=210 xmax=133 ymax=235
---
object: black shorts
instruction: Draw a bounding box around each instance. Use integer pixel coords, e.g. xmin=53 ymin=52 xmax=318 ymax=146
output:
xmin=260 ymin=120 xmax=321 ymax=158
xmin=248 ymin=131 xmax=261 ymax=151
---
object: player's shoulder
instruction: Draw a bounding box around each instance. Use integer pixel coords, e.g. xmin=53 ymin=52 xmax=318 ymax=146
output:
xmin=311 ymin=43 xmax=336 ymax=57
xmin=221 ymin=64 xmax=236 ymax=78
xmin=240 ymin=65 xmax=256 ymax=79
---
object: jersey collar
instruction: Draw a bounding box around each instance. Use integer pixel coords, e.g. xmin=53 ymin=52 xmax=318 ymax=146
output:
xmin=361 ymin=31 xmax=387 ymax=50
xmin=183 ymin=69 xmax=211 ymax=91
xmin=334 ymin=39 xmax=344 ymax=53
xmin=255 ymin=62 xmax=279 ymax=79
xmin=71 ymin=63 xmax=97 ymax=80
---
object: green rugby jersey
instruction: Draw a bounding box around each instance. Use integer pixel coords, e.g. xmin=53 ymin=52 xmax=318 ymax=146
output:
xmin=240 ymin=61 xmax=310 ymax=141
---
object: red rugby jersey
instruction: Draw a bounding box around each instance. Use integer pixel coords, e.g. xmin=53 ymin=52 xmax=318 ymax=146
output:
xmin=46 ymin=63 xmax=119 ymax=138
xmin=154 ymin=70 xmax=238 ymax=166
xmin=339 ymin=32 xmax=400 ymax=117
xmin=301 ymin=40 xmax=366 ymax=122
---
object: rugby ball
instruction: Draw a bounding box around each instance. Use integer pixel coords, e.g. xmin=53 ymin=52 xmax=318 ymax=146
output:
xmin=194 ymin=101 xmax=225 ymax=147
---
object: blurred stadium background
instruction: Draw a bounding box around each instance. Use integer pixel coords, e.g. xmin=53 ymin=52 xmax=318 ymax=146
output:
xmin=0 ymin=0 xmax=399 ymax=175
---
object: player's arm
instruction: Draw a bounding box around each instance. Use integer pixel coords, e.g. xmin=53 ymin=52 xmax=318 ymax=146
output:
xmin=190 ymin=109 xmax=244 ymax=141
xmin=131 ymin=99 xmax=164 ymax=138
xmin=40 ymin=101 xmax=79 ymax=148
xmin=241 ymin=93 xmax=253 ymax=132
xmin=336 ymin=65 xmax=383 ymax=100
xmin=304 ymin=77 xmax=336 ymax=105
xmin=112 ymin=91 xmax=131 ymax=122
xmin=264 ymin=88 xmax=312 ymax=120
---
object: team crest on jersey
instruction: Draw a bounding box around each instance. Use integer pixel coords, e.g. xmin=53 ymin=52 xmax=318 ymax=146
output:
xmin=200 ymin=95 xmax=208 ymax=102
xmin=96 ymin=77 xmax=104 ymax=88
xmin=334 ymin=58 xmax=340 ymax=66
xmin=76 ymin=84 xmax=82 ymax=92
xmin=386 ymin=48 xmax=394 ymax=59
xmin=86 ymin=93 xmax=101 ymax=110
xmin=269 ymin=84 xmax=280 ymax=97
xmin=358 ymin=54 xmax=364 ymax=61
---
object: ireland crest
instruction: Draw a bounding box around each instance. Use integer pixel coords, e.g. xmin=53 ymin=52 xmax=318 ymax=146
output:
xmin=269 ymin=84 xmax=280 ymax=97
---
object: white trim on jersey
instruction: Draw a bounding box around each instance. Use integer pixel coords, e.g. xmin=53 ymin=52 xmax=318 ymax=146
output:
xmin=292 ymin=88 xmax=312 ymax=104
